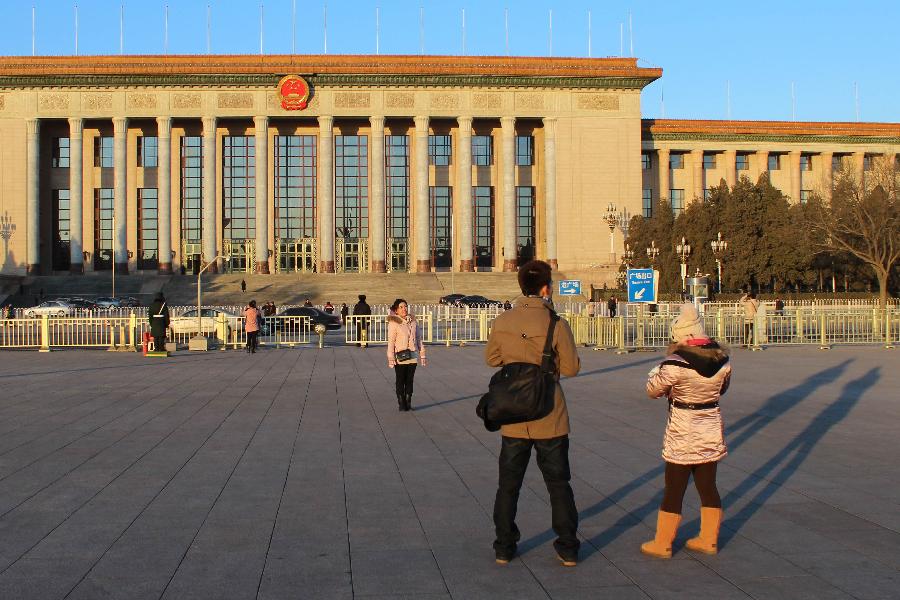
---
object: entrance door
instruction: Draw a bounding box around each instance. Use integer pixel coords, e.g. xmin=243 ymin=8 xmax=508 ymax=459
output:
xmin=430 ymin=187 xmax=452 ymax=270
xmin=277 ymin=239 xmax=317 ymax=273
xmin=388 ymin=238 xmax=409 ymax=272
xmin=182 ymin=242 xmax=202 ymax=275
xmin=224 ymin=239 xmax=255 ymax=273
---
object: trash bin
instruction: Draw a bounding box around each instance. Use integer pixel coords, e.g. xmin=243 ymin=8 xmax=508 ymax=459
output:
xmin=142 ymin=331 xmax=151 ymax=355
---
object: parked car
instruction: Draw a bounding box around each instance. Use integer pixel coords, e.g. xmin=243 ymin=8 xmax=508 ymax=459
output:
xmin=23 ymin=301 xmax=73 ymax=318
xmin=67 ymin=297 xmax=99 ymax=310
xmin=94 ymin=297 xmax=121 ymax=308
xmin=439 ymin=293 xmax=466 ymax=305
xmin=117 ymin=296 xmax=142 ymax=307
xmin=456 ymin=295 xmax=503 ymax=308
xmin=275 ymin=307 xmax=342 ymax=330
xmin=169 ymin=308 xmax=247 ymax=336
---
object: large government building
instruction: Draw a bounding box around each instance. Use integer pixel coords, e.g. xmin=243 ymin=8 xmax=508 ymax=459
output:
xmin=0 ymin=54 xmax=898 ymax=277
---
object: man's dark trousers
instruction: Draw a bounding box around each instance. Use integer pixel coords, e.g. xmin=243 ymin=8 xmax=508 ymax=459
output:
xmin=493 ymin=435 xmax=579 ymax=558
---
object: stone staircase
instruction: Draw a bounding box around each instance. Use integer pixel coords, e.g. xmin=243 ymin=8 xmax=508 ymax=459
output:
xmin=6 ymin=274 xmax=170 ymax=306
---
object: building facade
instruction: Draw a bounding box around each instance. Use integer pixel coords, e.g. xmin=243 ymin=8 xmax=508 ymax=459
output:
xmin=0 ymin=55 xmax=897 ymax=278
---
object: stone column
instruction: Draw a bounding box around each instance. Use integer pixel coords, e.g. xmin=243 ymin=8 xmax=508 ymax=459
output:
xmin=253 ymin=116 xmax=270 ymax=273
xmin=414 ymin=115 xmax=431 ymax=272
xmin=156 ymin=117 xmax=173 ymax=273
xmin=317 ymin=116 xmax=335 ymax=273
xmin=657 ymin=148 xmax=670 ymax=206
xmin=25 ymin=118 xmax=40 ymax=274
xmin=68 ymin=118 xmax=84 ymax=273
xmin=369 ymin=116 xmax=386 ymax=273
xmin=201 ymin=116 xmax=217 ymax=272
xmin=542 ymin=117 xmax=558 ymax=270
xmin=853 ymin=151 xmax=866 ymax=187
xmin=789 ymin=150 xmax=802 ymax=203
xmin=821 ymin=151 xmax=833 ymax=202
xmin=690 ymin=149 xmax=704 ymax=202
xmin=113 ymin=116 xmax=129 ymax=273
xmin=724 ymin=149 xmax=736 ymax=188
xmin=500 ymin=117 xmax=517 ymax=272
xmin=457 ymin=116 xmax=474 ymax=272
xmin=756 ymin=150 xmax=769 ymax=180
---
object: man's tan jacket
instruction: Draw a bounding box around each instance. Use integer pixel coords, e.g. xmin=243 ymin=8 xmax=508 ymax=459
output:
xmin=485 ymin=297 xmax=581 ymax=439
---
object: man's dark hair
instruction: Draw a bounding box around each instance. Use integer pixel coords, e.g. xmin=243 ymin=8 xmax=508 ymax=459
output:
xmin=359 ymin=294 xmax=367 ymax=301
xmin=517 ymin=260 xmax=552 ymax=296
xmin=749 ymin=292 xmax=756 ymax=299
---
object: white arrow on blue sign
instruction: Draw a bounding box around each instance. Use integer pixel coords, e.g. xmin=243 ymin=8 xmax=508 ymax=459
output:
xmin=558 ymin=280 xmax=582 ymax=296
xmin=627 ymin=269 xmax=658 ymax=303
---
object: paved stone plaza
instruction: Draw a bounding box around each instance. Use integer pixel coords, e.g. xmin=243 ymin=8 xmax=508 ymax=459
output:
xmin=0 ymin=344 xmax=897 ymax=599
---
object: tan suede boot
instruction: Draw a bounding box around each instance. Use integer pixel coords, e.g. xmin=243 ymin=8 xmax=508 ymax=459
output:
xmin=685 ymin=507 xmax=722 ymax=554
xmin=640 ymin=511 xmax=681 ymax=558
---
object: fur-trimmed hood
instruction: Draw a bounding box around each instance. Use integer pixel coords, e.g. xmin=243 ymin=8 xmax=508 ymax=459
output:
xmin=672 ymin=341 xmax=730 ymax=378
xmin=387 ymin=312 xmax=417 ymax=325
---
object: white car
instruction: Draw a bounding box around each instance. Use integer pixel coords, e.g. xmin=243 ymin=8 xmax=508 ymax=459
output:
xmin=169 ymin=308 xmax=246 ymax=336
xmin=23 ymin=301 xmax=73 ymax=318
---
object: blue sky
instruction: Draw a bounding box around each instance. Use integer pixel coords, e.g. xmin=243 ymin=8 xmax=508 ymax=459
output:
xmin=2 ymin=0 xmax=898 ymax=123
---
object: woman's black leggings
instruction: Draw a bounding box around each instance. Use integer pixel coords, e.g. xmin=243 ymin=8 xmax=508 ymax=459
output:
xmin=394 ymin=363 xmax=417 ymax=397
xmin=660 ymin=461 xmax=721 ymax=514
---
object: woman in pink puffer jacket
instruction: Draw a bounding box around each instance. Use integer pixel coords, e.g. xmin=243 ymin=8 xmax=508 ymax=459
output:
xmin=641 ymin=303 xmax=731 ymax=559
xmin=386 ymin=298 xmax=427 ymax=412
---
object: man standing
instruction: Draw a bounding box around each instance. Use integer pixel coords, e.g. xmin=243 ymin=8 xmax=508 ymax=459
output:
xmin=147 ymin=292 xmax=170 ymax=354
xmin=353 ymin=294 xmax=372 ymax=347
xmin=485 ymin=260 xmax=581 ymax=567
xmin=240 ymin=279 xmax=246 ymax=294
xmin=607 ymin=295 xmax=618 ymax=318
xmin=740 ymin=291 xmax=760 ymax=347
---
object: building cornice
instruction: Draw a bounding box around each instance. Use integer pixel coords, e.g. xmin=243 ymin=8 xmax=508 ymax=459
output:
xmin=642 ymin=119 xmax=900 ymax=145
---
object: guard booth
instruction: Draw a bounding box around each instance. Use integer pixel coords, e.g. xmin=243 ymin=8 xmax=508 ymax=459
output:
xmin=686 ymin=275 xmax=710 ymax=311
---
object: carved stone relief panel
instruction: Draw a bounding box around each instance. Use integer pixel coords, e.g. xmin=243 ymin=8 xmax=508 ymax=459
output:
xmin=38 ymin=94 xmax=70 ymax=112
xmin=83 ymin=93 xmax=114 ymax=111
xmin=385 ymin=92 xmax=415 ymax=109
xmin=515 ymin=93 xmax=544 ymax=111
xmin=128 ymin=93 xmax=158 ymax=110
xmin=472 ymin=93 xmax=502 ymax=110
xmin=217 ymin=93 xmax=254 ymax=109
xmin=429 ymin=93 xmax=460 ymax=110
xmin=575 ymin=93 xmax=619 ymax=111
xmin=334 ymin=92 xmax=371 ymax=109
xmin=0 ymin=95 xmax=5 ymax=111
xmin=173 ymin=93 xmax=202 ymax=110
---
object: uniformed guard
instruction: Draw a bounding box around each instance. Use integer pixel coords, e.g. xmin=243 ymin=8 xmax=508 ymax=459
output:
xmin=148 ymin=292 xmax=170 ymax=355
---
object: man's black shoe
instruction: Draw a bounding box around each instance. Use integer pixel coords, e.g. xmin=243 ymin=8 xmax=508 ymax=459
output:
xmin=495 ymin=549 xmax=515 ymax=565
xmin=556 ymin=552 xmax=577 ymax=567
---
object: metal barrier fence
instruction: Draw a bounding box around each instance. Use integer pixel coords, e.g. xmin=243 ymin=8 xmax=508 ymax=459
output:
xmin=344 ymin=314 xmax=434 ymax=345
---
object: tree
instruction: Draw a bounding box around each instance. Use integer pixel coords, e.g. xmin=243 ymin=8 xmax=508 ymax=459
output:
xmin=806 ymin=161 xmax=900 ymax=307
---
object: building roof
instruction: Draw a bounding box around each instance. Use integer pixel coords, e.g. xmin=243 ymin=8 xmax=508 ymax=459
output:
xmin=642 ymin=119 xmax=900 ymax=145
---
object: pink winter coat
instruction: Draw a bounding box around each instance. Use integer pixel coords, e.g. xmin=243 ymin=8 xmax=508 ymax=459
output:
xmin=647 ymin=340 xmax=732 ymax=465
xmin=387 ymin=313 xmax=425 ymax=367
xmin=243 ymin=306 xmax=260 ymax=333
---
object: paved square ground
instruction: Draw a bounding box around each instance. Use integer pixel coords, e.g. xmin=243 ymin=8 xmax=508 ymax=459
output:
xmin=0 ymin=344 xmax=897 ymax=599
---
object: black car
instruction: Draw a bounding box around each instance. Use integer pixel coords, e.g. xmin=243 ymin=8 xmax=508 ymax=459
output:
xmin=439 ymin=293 xmax=466 ymax=305
xmin=276 ymin=307 xmax=342 ymax=330
xmin=457 ymin=295 xmax=503 ymax=308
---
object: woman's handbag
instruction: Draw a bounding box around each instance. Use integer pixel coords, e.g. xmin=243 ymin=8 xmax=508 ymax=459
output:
xmin=395 ymin=349 xmax=414 ymax=362
xmin=476 ymin=311 xmax=559 ymax=431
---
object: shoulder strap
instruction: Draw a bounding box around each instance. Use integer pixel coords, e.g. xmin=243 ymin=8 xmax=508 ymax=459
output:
xmin=540 ymin=310 xmax=560 ymax=373
xmin=156 ymin=302 xmax=167 ymax=316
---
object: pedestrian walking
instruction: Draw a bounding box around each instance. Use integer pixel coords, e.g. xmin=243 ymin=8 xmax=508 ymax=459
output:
xmin=641 ymin=303 xmax=731 ymax=559
xmin=147 ymin=292 xmax=170 ymax=353
xmin=353 ymin=294 xmax=372 ymax=347
xmin=240 ymin=279 xmax=246 ymax=294
xmin=323 ymin=301 xmax=334 ymax=314
xmin=243 ymin=300 xmax=261 ymax=353
xmin=386 ymin=298 xmax=427 ymax=412
xmin=485 ymin=260 xmax=581 ymax=567
xmin=339 ymin=302 xmax=349 ymax=324
xmin=739 ymin=291 xmax=760 ymax=347
xmin=607 ymin=295 xmax=618 ymax=318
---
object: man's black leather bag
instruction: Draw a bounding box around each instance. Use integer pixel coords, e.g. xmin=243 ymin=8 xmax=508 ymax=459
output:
xmin=476 ymin=311 xmax=559 ymax=432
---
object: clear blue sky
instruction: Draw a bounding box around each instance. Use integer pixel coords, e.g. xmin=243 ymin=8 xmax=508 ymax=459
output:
xmin=3 ymin=0 xmax=898 ymax=123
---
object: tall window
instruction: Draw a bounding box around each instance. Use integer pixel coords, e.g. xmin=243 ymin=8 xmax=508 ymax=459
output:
xmin=472 ymin=135 xmax=493 ymax=167
xmin=180 ymin=136 xmax=203 ymax=242
xmin=52 ymin=189 xmax=70 ymax=270
xmin=138 ymin=188 xmax=158 ymax=270
xmin=642 ymin=189 xmax=653 ymax=218
xmin=429 ymin=186 xmax=452 ymax=268
xmin=670 ymin=154 xmax=684 ymax=169
xmin=223 ymin=136 xmax=256 ymax=240
xmin=799 ymin=190 xmax=812 ymax=204
xmin=94 ymin=188 xmax=114 ymax=269
xmin=516 ymin=186 xmax=535 ymax=266
xmin=703 ymin=154 xmax=717 ymax=169
xmin=335 ymin=135 xmax=368 ymax=239
xmin=385 ymin=135 xmax=410 ymax=239
xmin=516 ymin=136 xmax=534 ymax=166
xmin=670 ymin=189 xmax=685 ymax=216
xmin=428 ymin=135 xmax=452 ymax=166
xmin=832 ymin=155 xmax=844 ymax=172
xmin=768 ymin=154 xmax=781 ymax=171
xmin=138 ymin=136 xmax=158 ymax=168
xmin=800 ymin=155 xmax=813 ymax=171
xmin=472 ymin=186 xmax=494 ymax=267
xmin=736 ymin=154 xmax=750 ymax=171
xmin=94 ymin=136 xmax=114 ymax=168
xmin=52 ymin=138 xmax=70 ymax=168
xmin=641 ymin=153 xmax=651 ymax=170
xmin=275 ymin=135 xmax=317 ymax=240
xmin=863 ymin=155 xmax=873 ymax=171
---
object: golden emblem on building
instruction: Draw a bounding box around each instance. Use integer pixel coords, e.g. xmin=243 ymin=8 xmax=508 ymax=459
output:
xmin=277 ymin=75 xmax=310 ymax=110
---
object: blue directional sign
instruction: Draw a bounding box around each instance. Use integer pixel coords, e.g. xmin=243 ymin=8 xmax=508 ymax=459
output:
xmin=558 ymin=280 xmax=582 ymax=296
xmin=627 ymin=269 xmax=658 ymax=303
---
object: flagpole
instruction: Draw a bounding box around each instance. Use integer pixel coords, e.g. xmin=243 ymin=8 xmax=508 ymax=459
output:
xmin=32 ymin=6 xmax=35 ymax=56
xmin=375 ymin=6 xmax=380 ymax=55
xmin=292 ymin=0 xmax=296 ymax=54
xmin=74 ymin=4 xmax=78 ymax=56
xmin=259 ymin=3 xmax=264 ymax=55
xmin=587 ymin=10 xmax=591 ymax=58
xmin=164 ymin=4 xmax=168 ymax=55
xmin=120 ymin=4 xmax=124 ymax=55
xmin=323 ymin=4 xmax=328 ymax=54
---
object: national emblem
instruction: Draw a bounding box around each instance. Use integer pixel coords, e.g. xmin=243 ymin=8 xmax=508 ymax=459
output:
xmin=277 ymin=75 xmax=310 ymax=110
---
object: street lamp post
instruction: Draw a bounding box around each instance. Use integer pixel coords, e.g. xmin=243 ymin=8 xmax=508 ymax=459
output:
xmin=603 ymin=203 xmax=619 ymax=261
xmin=646 ymin=240 xmax=659 ymax=268
xmin=190 ymin=253 xmax=230 ymax=351
xmin=710 ymin=231 xmax=728 ymax=293
xmin=675 ymin=236 xmax=692 ymax=294
xmin=621 ymin=243 xmax=634 ymax=270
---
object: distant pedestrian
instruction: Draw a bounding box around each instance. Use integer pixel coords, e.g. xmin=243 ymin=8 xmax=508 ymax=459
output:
xmin=147 ymin=292 xmax=170 ymax=353
xmin=774 ymin=297 xmax=784 ymax=315
xmin=240 ymin=279 xmax=246 ymax=293
xmin=503 ymin=300 xmax=512 ymax=311
xmin=303 ymin=298 xmax=313 ymax=307
xmin=4 ymin=304 xmax=15 ymax=319
xmin=642 ymin=303 xmax=731 ymax=559
xmin=739 ymin=291 xmax=760 ymax=347
xmin=386 ymin=298 xmax=427 ymax=412
xmin=607 ymin=295 xmax=618 ymax=318
xmin=353 ymin=294 xmax=372 ymax=347
xmin=340 ymin=303 xmax=349 ymax=324
xmin=243 ymin=300 xmax=261 ymax=354
xmin=323 ymin=301 xmax=334 ymax=314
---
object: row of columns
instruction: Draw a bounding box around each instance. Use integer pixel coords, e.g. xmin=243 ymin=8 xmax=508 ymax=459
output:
xmin=24 ymin=114 xmax=560 ymax=275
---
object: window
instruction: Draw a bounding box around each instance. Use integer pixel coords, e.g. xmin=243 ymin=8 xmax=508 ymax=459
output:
xmin=429 ymin=186 xmax=453 ymax=268
xmin=385 ymin=135 xmax=409 ymax=240
xmin=641 ymin=153 xmax=651 ymax=170
xmin=832 ymin=155 xmax=844 ymax=172
xmin=472 ymin=135 xmax=493 ymax=167
xmin=52 ymin=137 xmax=70 ymax=168
xmin=138 ymin=136 xmax=158 ymax=168
xmin=800 ymin=155 xmax=813 ymax=171
xmin=863 ymin=155 xmax=872 ymax=171
xmin=642 ymin=189 xmax=653 ymax=218
xmin=94 ymin=136 xmax=114 ymax=168
xmin=703 ymin=188 xmax=712 ymax=201
xmin=335 ymin=135 xmax=368 ymax=239
xmin=180 ymin=136 xmax=203 ymax=242
xmin=799 ymin=189 xmax=812 ymax=204
xmin=94 ymin=188 xmax=114 ymax=270
xmin=670 ymin=154 xmax=684 ymax=169
xmin=736 ymin=154 xmax=749 ymax=171
xmin=472 ymin=186 xmax=494 ymax=268
xmin=428 ymin=135 xmax=452 ymax=166
xmin=223 ymin=136 xmax=256 ymax=241
xmin=52 ymin=189 xmax=70 ymax=270
xmin=516 ymin=187 xmax=536 ymax=265
xmin=138 ymin=188 xmax=158 ymax=270
xmin=275 ymin=135 xmax=317 ymax=240
xmin=703 ymin=154 xmax=717 ymax=169
xmin=670 ymin=189 xmax=685 ymax=216
xmin=516 ymin=135 xmax=534 ymax=166
xmin=768 ymin=154 xmax=781 ymax=171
